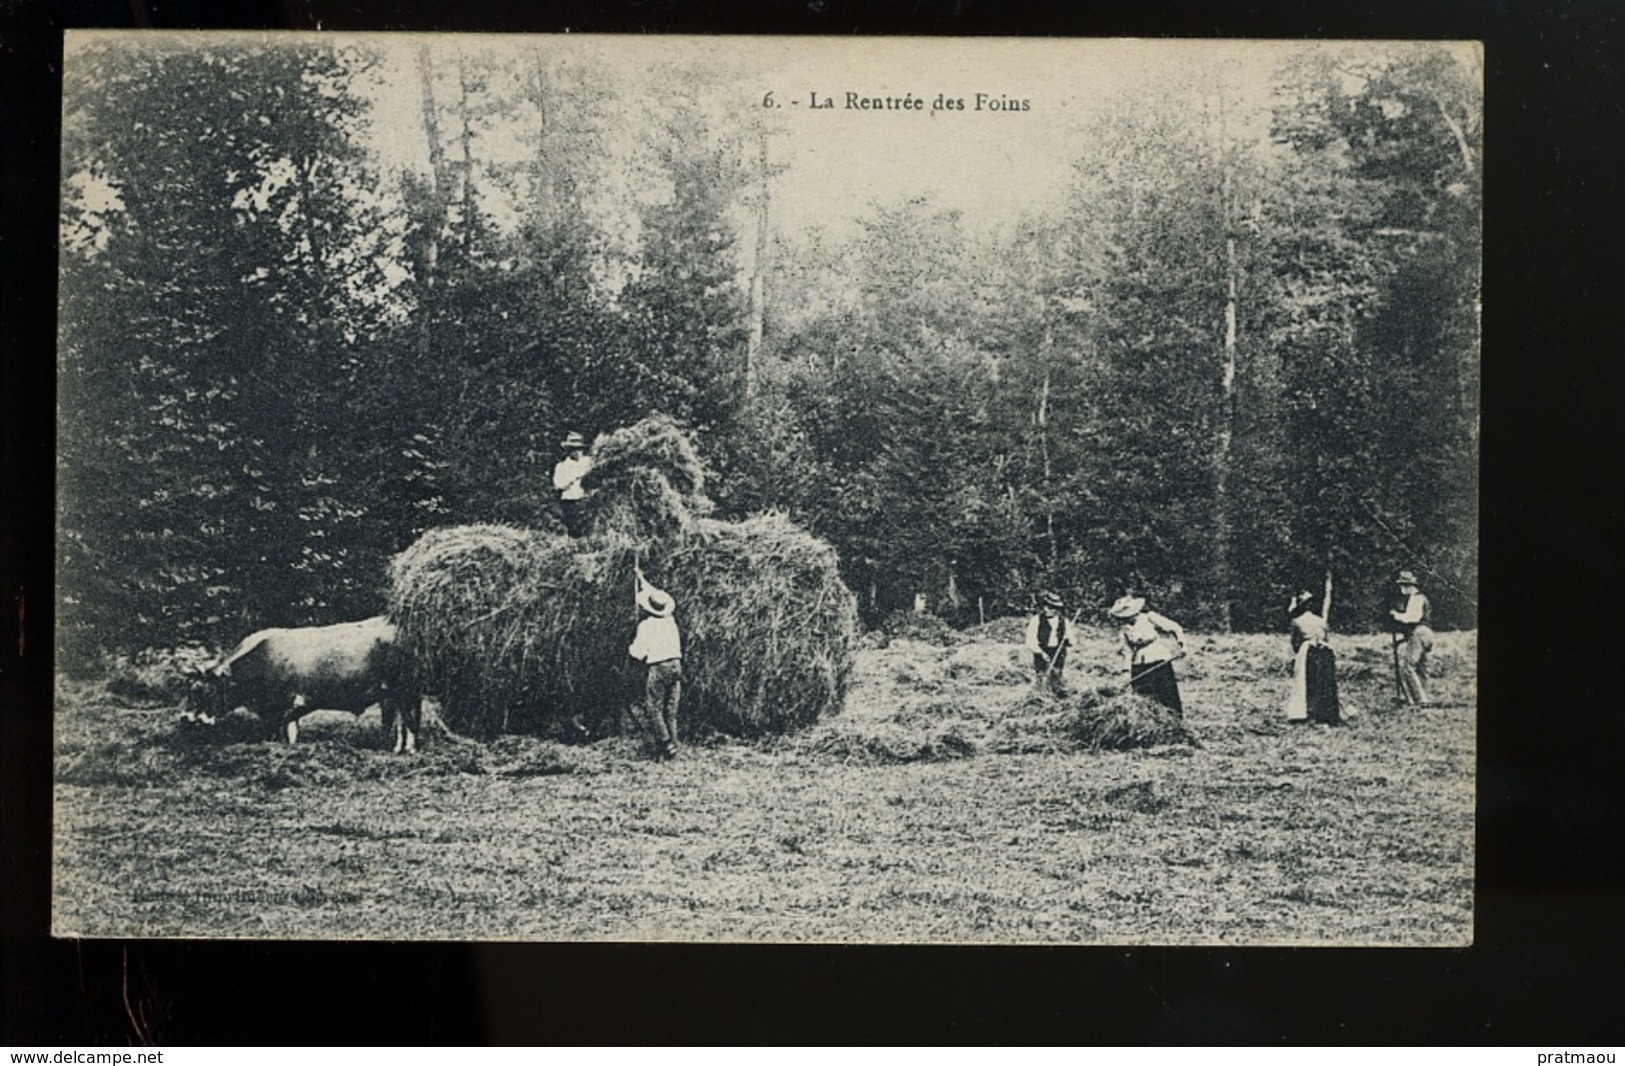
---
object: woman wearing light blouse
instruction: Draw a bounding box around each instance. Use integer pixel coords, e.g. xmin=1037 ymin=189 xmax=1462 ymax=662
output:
xmin=1286 ymin=590 xmax=1341 ymax=724
xmin=1108 ymin=594 xmax=1187 ymax=717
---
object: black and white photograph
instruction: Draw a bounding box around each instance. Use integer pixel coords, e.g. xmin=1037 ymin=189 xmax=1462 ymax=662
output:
xmin=53 ymin=33 xmax=1480 ymax=944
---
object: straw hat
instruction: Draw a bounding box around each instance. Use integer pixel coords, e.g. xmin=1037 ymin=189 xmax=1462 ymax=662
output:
xmin=1038 ymin=590 xmax=1063 ymax=610
xmin=637 ymin=585 xmax=676 ymax=618
xmin=560 ymin=431 xmax=586 ymax=450
xmin=1395 ymin=570 xmax=1419 ymax=587
xmin=1108 ymin=595 xmax=1145 ymax=620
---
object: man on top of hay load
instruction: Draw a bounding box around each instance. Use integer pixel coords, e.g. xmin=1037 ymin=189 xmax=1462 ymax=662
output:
xmin=553 ymin=430 xmax=593 ymax=537
xmin=629 ymin=564 xmax=683 ymax=760
xmin=1024 ymin=590 xmax=1074 ymax=695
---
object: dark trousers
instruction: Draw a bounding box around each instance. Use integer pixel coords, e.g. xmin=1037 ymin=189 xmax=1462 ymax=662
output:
xmin=1032 ymin=649 xmax=1067 ymax=692
xmin=1131 ymin=659 xmax=1183 ymax=717
xmin=643 ymin=658 xmax=682 ymax=748
xmin=561 ymin=497 xmax=588 ymax=538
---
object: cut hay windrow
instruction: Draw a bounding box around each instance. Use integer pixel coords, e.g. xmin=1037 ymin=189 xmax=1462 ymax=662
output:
xmin=1054 ymin=687 xmax=1199 ymax=751
xmin=387 ymin=418 xmax=858 ymax=739
xmin=992 ymin=686 xmax=1199 ymax=752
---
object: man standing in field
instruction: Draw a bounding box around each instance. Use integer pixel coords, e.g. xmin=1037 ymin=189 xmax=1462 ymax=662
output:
xmin=1024 ymin=590 xmax=1073 ymax=695
xmin=1388 ymin=570 xmax=1434 ymax=706
xmin=553 ymin=431 xmax=593 ymax=537
xmin=629 ymin=565 xmax=683 ymax=759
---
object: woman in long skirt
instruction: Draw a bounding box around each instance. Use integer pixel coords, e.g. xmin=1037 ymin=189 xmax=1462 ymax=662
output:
xmin=1109 ymin=595 xmax=1187 ymax=717
xmin=1286 ymin=590 xmax=1341 ymax=725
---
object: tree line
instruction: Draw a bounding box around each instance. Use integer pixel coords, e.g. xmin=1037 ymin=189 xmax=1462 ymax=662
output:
xmin=56 ymin=38 xmax=1479 ymax=668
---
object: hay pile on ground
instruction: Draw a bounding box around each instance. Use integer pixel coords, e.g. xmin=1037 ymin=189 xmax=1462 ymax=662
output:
xmin=388 ymin=418 xmax=858 ymax=739
xmin=871 ymin=609 xmax=962 ymax=647
xmin=1057 ymin=687 xmax=1200 ymax=750
xmin=991 ymin=686 xmax=1198 ymax=753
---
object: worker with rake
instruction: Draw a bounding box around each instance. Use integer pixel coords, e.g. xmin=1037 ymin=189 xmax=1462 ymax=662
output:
xmin=1109 ymin=593 xmax=1187 ymax=717
xmin=1024 ymin=590 xmax=1075 ymax=696
xmin=1387 ymin=569 xmax=1434 ymax=707
xmin=629 ymin=563 xmax=683 ymax=759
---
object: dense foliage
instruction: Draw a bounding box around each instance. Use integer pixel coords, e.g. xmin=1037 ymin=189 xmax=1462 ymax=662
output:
xmin=57 ymin=39 xmax=1479 ymax=667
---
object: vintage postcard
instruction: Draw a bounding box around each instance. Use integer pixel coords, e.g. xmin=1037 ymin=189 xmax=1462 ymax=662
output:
xmin=55 ymin=33 xmax=1479 ymax=943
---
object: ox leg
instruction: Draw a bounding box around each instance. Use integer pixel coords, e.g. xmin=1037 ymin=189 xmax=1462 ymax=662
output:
xmin=382 ymin=699 xmax=401 ymax=754
xmin=384 ymin=701 xmax=403 ymax=754
xmin=404 ymin=698 xmax=421 ymax=753
xmin=283 ymin=696 xmax=307 ymax=744
xmin=387 ymin=697 xmax=420 ymax=755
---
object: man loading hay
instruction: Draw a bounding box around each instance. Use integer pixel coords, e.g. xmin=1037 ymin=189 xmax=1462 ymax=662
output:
xmin=629 ymin=563 xmax=683 ymax=759
xmin=553 ymin=431 xmax=593 ymax=537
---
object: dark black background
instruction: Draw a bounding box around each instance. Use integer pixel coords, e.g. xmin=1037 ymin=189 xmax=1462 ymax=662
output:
xmin=4 ymin=0 xmax=1621 ymax=1045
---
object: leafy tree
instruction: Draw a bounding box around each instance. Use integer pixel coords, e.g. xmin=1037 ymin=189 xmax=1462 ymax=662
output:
xmin=1266 ymin=44 xmax=1481 ymax=627
xmin=1055 ymin=79 xmax=1277 ymax=627
xmin=613 ymin=81 xmax=754 ymax=448
xmin=58 ymin=38 xmax=390 ymax=661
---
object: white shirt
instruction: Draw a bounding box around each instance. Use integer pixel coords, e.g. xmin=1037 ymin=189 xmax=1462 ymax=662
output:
xmin=1024 ymin=612 xmax=1072 ymax=654
xmin=552 ymin=454 xmax=592 ymax=501
xmin=1391 ymin=591 xmax=1430 ymax=626
xmin=1120 ymin=611 xmax=1185 ymax=664
xmin=1290 ymin=610 xmax=1328 ymax=650
xmin=629 ymin=615 xmax=682 ymax=664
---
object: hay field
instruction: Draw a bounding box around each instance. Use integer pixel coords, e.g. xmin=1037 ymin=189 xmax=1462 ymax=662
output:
xmin=52 ymin=627 xmax=1474 ymax=944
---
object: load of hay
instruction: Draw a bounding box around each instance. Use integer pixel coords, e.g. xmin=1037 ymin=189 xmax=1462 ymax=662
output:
xmin=387 ymin=417 xmax=858 ymax=739
xmin=579 ymin=413 xmax=710 ymax=540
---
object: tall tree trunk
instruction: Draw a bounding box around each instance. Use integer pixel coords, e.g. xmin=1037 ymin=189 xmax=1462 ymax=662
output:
xmin=1431 ymin=92 xmax=1476 ymax=176
xmin=416 ymin=48 xmax=447 ymax=363
xmin=1035 ymin=338 xmax=1057 ymax=567
xmin=1214 ymin=231 xmax=1237 ymax=632
xmin=1212 ymin=70 xmax=1239 ymax=633
xmin=456 ymin=57 xmax=475 ymax=255
xmin=744 ymin=127 xmax=769 ymax=407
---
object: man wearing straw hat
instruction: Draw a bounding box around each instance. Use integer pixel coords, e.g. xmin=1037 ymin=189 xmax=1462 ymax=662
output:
xmin=552 ymin=430 xmax=593 ymax=537
xmin=1023 ymin=590 xmax=1074 ymax=695
xmin=1387 ymin=569 xmax=1434 ymax=707
xmin=629 ymin=566 xmax=683 ymax=760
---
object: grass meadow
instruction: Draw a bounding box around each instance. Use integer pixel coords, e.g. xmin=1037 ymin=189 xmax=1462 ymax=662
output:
xmin=53 ymin=623 xmax=1474 ymax=944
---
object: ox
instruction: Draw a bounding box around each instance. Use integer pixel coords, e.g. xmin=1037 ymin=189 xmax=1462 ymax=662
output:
xmin=187 ymin=617 xmax=422 ymax=752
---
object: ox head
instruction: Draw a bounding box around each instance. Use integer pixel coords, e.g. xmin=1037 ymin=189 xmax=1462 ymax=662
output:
xmin=179 ymin=662 xmax=228 ymax=725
